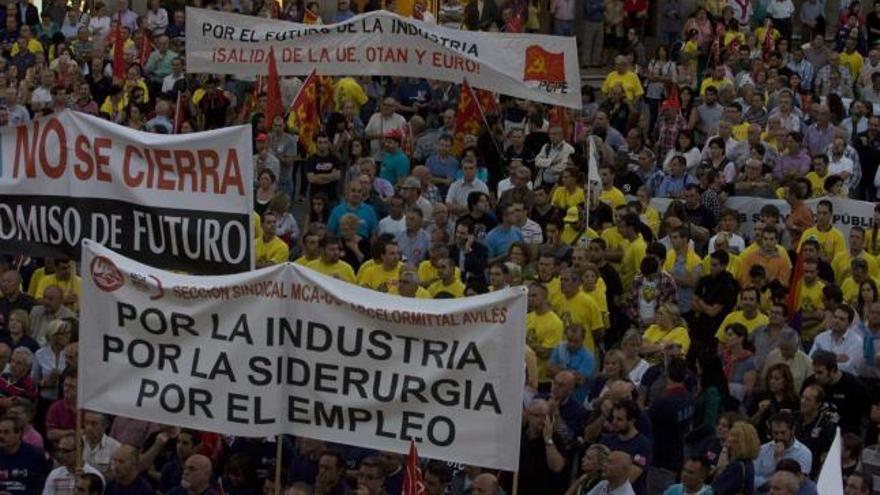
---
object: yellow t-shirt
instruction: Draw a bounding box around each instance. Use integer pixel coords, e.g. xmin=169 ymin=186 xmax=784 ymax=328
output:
xmin=701 ymin=251 xmax=742 ymax=280
xmin=600 ymin=71 xmax=644 ymax=103
xmin=797 ymin=279 xmax=827 ymax=339
xmin=27 ymin=267 xmax=46 ymax=298
xmin=526 ymin=310 xmax=565 ymax=380
xmin=664 ymin=248 xmax=702 ymax=274
xmin=305 ymin=259 xmax=356 ymax=283
xmin=255 ymin=236 xmax=289 ymax=266
xmin=427 ymin=279 xmax=466 ymax=298
xmin=644 ymin=206 xmax=661 ymax=235
xmin=799 ymin=226 xmax=847 ymax=262
xmin=359 ymin=263 xmax=402 ymax=291
xmin=832 ymin=251 xmax=879 ymax=285
xmin=550 ymin=291 xmax=604 ymax=352
xmin=417 ymin=260 xmax=461 ymax=287
xmin=35 ymin=274 xmax=82 ymax=312
xmin=295 ymin=255 xmax=319 ymax=266
xmin=643 ymin=324 xmax=691 ymax=355
xmin=551 ymin=187 xmax=586 ymax=210
xmin=805 ymin=172 xmax=829 ymax=198
xmin=388 ymin=286 xmax=432 ymax=298
xmin=253 ymin=212 xmax=262 ymax=239
xmin=715 ymin=310 xmax=769 ymax=343
xmin=699 ymin=77 xmax=732 ymax=97
xmin=561 ymin=225 xmax=598 ymax=247
xmin=10 ymin=38 xmax=43 ymax=56
xmin=601 ymin=226 xmax=630 ymax=265
xmin=599 ymin=187 xmax=627 ymax=209
xmin=356 ymin=259 xmax=377 ymax=283
xmin=841 ymin=276 xmax=880 ymax=305
xmin=539 ymin=277 xmax=563 ymax=304
xmin=621 ymin=235 xmax=647 ymax=290
xmin=840 ymin=50 xmax=864 ymax=80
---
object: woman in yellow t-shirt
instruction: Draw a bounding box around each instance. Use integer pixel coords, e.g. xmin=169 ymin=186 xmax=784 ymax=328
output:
xmin=551 ymin=167 xmax=587 ymax=210
xmin=641 ymin=303 xmax=691 ymax=362
xmin=582 ymin=263 xmax=608 ymax=327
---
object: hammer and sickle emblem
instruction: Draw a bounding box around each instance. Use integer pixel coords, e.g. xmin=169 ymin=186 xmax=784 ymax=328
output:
xmin=528 ymin=55 xmax=546 ymax=75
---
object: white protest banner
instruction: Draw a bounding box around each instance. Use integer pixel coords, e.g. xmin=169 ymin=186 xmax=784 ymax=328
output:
xmin=186 ymin=7 xmax=581 ymax=109
xmin=0 ymin=110 xmax=253 ymax=274
xmin=651 ymin=196 xmax=875 ymax=242
xmin=78 ymin=241 xmax=526 ymax=471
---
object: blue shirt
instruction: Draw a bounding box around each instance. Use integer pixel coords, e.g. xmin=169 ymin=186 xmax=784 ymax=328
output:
xmin=549 ymin=344 xmax=595 ymax=403
xmin=484 ymin=225 xmax=524 ymax=259
xmin=396 ymin=229 xmax=431 ymax=265
xmin=426 ymin=154 xmax=459 ymax=180
xmin=657 ymin=173 xmax=697 ymax=198
xmin=105 ymin=476 xmax=155 ymax=495
xmin=327 ymin=202 xmax=378 ymax=238
xmin=754 ymin=440 xmax=813 ymax=491
xmin=379 ymin=150 xmax=410 ymax=186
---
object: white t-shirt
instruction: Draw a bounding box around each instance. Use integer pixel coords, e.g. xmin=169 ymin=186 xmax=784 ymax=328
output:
xmin=378 ymin=215 xmax=407 ymax=238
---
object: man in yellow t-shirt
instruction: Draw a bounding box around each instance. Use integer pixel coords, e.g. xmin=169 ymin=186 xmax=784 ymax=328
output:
xmin=619 ymin=213 xmax=647 ymax=291
xmin=798 ymin=200 xmax=846 ymax=262
xmin=796 ymin=260 xmax=828 ymax=342
xmin=390 ymin=265 xmax=432 ymax=298
xmin=255 ymin=213 xmax=290 ymax=268
xmin=715 ymin=287 xmax=769 ymax=343
xmin=427 ymin=256 xmax=465 ymax=298
xmin=535 ymin=252 xmax=562 ymax=302
xmin=294 ymin=231 xmax=323 ymax=266
xmin=598 ymin=166 xmax=626 ymax=209
xmin=550 ymin=269 xmax=604 ymax=352
xmin=527 ymin=283 xmax=564 ymax=383
xmin=34 ymin=260 xmax=81 ymax=312
xmin=831 ymin=226 xmax=878 ymax=284
xmin=360 ymin=241 xmax=402 ymax=291
xmin=306 ymin=235 xmax=356 ymax=283
xmin=600 ymin=56 xmax=644 ymax=104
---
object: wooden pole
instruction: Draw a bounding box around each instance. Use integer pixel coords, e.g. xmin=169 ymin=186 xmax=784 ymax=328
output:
xmin=274 ymin=435 xmax=283 ymax=495
xmin=511 ymin=470 xmax=519 ymax=495
xmin=75 ymin=407 xmax=83 ymax=471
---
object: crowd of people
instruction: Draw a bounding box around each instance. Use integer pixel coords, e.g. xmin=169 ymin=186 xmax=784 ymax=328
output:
xmin=4 ymin=0 xmax=880 ymax=495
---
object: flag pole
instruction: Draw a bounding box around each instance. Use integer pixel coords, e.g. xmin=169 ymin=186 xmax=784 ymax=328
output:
xmin=511 ymin=470 xmax=519 ymax=495
xmin=75 ymin=407 xmax=83 ymax=471
xmin=274 ymin=435 xmax=283 ymax=495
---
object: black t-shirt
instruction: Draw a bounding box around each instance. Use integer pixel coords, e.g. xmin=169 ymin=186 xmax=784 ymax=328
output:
xmin=648 ymin=385 xmax=694 ymax=472
xmin=694 ymin=272 xmax=740 ymax=341
xmin=614 ymin=170 xmax=643 ymax=197
xmin=685 ymin=204 xmax=717 ymax=232
xmin=306 ymin=152 xmax=342 ymax=203
xmin=868 ymin=12 xmax=880 ymax=45
xmin=464 ymin=212 xmax=498 ymax=241
xmin=517 ymin=429 xmax=573 ymax=495
xmin=802 ymin=372 xmax=868 ymax=436
xmin=794 ymin=403 xmax=840 ymax=477
xmin=588 ymin=202 xmax=613 ymax=231
xmin=531 ymin=205 xmax=561 ymax=229
xmin=503 ymin=145 xmax=537 ymax=173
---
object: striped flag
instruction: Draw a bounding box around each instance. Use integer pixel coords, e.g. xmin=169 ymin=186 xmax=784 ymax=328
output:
xmin=288 ymin=70 xmax=321 ymax=155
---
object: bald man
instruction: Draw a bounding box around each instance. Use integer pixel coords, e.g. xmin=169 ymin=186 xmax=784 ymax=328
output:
xmin=106 ymin=445 xmax=153 ymax=495
xmin=768 ymin=470 xmax=799 ymax=495
xmin=549 ymin=369 xmax=588 ymax=436
xmin=472 ymin=473 xmax=499 ymax=495
xmin=174 ymin=454 xmax=213 ymax=495
xmin=29 ymin=285 xmax=75 ymax=345
xmin=585 ymin=451 xmax=635 ymax=495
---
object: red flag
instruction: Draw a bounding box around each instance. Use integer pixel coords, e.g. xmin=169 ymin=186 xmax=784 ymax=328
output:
xmin=112 ymin=23 xmax=125 ymax=82
xmin=453 ymin=79 xmax=487 ymax=155
xmin=548 ymin=106 xmax=573 ymax=142
xmin=288 ymin=70 xmax=321 ymax=155
xmin=139 ymin=33 xmax=153 ymax=67
xmin=402 ymin=440 xmax=427 ymax=495
xmin=663 ymin=83 xmax=680 ymax=110
xmin=786 ymin=246 xmax=805 ymax=316
xmin=523 ymin=45 xmax=566 ymax=83
xmin=303 ymin=7 xmax=320 ymax=24
xmin=474 ymin=88 xmax=499 ymax=116
xmin=265 ymin=48 xmax=283 ymax=131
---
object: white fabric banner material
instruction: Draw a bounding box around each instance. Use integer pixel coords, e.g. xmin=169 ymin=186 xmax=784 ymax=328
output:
xmin=185 ymin=7 xmax=582 ymax=109
xmin=79 ymin=241 xmax=526 ymax=471
xmin=651 ymin=196 xmax=875 ymax=241
xmin=0 ymin=110 xmax=253 ymax=273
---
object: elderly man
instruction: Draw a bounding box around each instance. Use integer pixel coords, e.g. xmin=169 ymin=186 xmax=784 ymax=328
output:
xmin=601 ymin=56 xmax=644 ymax=104
xmin=0 ymin=347 xmax=37 ymax=410
xmin=83 ymin=411 xmax=121 ymax=477
xmin=167 ymin=455 xmax=214 ymax=495
xmin=105 ymin=445 xmax=153 ymax=495
xmin=28 ymin=286 xmax=75 ymax=345
xmin=518 ymin=398 xmax=570 ymax=494
xmin=586 ymin=451 xmax=637 ymax=495
xmin=327 ymin=181 xmax=378 ymax=239
xmin=44 ymin=432 xmax=104 ymax=495
xmin=364 ymin=97 xmax=407 ymax=158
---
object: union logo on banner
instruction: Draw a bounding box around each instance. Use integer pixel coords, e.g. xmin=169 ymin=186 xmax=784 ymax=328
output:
xmin=90 ymin=255 xmax=124 ymax=293
xmin=523 ymin=45 xmax=566 ymax=84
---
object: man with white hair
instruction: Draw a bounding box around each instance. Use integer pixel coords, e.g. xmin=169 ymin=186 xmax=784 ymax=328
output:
xmin=168 ymin=454 xmax=214 ymax=495
xmin=0 ymin=347 xmax=37 ymax=409
xmin=586 ymin=451 xmax=636 ymax=495
xmin=767 ymin=470 xmax=799 ymax=495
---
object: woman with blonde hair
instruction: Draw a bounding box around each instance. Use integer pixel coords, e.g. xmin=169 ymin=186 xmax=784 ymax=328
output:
xmin=711 ymin=421 xmax=759 ymax=494
xmin=641 ymin=303 xmax=690 ymax=361
xmin=565 ymin=444 xmax=611 ymax=495
xmin=2 ymin=309 xmax=39 ymax=353
xmin=33 ymin=319 xmax=72 ymax=402
xmin=620 ymin=329 xmax=650 ymax=386
xmin=585 ymin=349 xmax=628 ymax=408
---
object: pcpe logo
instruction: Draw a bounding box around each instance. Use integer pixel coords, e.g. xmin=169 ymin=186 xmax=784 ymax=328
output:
xmin=90 ymin=255 xmax=124 ymax=292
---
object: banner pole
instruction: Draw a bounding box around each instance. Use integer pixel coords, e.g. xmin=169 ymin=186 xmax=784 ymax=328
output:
xmin=511 ymin=470 xmax=519 ymax=495
xmin=274 ymin=435 xmax=283 ymax=495
xmin=75 ymin=407 xmax=83 ymax=471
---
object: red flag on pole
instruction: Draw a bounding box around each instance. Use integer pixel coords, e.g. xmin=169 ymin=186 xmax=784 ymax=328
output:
xmin=112 ymin=23 xmax=125 ymax=82
xmin=402 ymin=440 xmax=426 ymax=495
xmin=265 ymin=48 xmax=283 ymax=131
xmin=453 ymin=78 xmax=489 ymax=155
